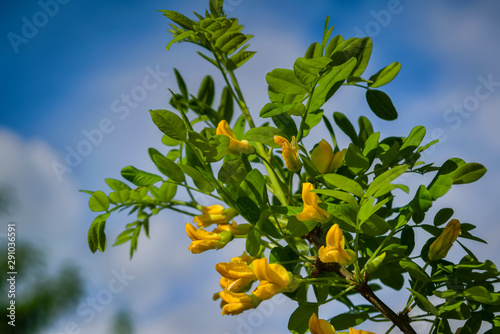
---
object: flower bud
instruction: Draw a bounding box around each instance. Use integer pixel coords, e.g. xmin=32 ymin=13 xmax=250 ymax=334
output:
xmin=193 ymin=205 xmax=238 ymax=228
xmin=274 ymin=135 xmax=302 ymax=173
xmin=219 ymin=291 xmax=259 ymax=315
xmin=366 ymin=252 xmax=386 ymax=274
xmin=428 ymin=219 xmax=461 ymax=262
xmin=185 ymin=224 xmax=233 ymax=254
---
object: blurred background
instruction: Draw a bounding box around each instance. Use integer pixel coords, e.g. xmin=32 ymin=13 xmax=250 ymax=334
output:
xmin=1 ymin=0 xmax=500 ymax=333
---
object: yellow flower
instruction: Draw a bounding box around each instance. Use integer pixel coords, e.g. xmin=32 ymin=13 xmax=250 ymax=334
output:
xmin=309 ymin=314 xmax=376 ymax=334
xmin=309 ymin=313 xmax=336 ymax=334
xmin=185 ymin=223 xmax=233 ymax=254
xmin=296 ymin=183 xmax=331 ymax=223
xmin=193 ymin=205 xmax=238 ymax=228
xmin=230 ymin=251 xmax=255 ymax=264
xmin=219 ymin=291 xmax=257 ymax=315
xmin=215 ymin=261 xmax=256 ymax=292
xmin=274 ymin=135 xmax=302 ymax=173
xmin=252 ymin=258 xmax=292 ymax=300
xmin=212 ymin=221 xmax=252 ymax=236
xmin=428 ymin=219 xmax=461 ymax=262
xmin=216 ymin=120 xmax=255 ymax=155
xmin=311 ymin=139 xmax=347 ymax=174
xmin=347 ymin=328 xmax=375 ymax=334
xmin=318 ymin=224 xmax=353 ymax=266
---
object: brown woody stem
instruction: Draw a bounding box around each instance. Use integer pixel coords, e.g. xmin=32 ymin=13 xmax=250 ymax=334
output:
xmin=304 ymin=228 xmax=416 ymax=334
xmin=355 ymin=279 xmax=416 ymax=334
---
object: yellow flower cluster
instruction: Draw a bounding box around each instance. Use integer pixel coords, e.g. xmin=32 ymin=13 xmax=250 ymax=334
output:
xmin=215 ymin=257 xmax=294 ymax=315
xmin=186 ymin=205 xmax=249 ymax=254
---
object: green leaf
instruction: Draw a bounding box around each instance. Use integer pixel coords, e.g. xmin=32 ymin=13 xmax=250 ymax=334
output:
xmin=271 ymin=205 xmax=302 ymax=216
xmin=109 ymin=189 xmax=130 ymax=204
xmin=363 ymin=132 xmax=380 ymax=161
xmin=330 ymin=37 xmax=363 ymax=66
xmin=179 ymin=164 xmax=214 ymax=193
xmin=218 ymin=156 xmax=247 ymax=185
xmin=242 ymin=126 xmax=286 ymax=148
xmin=166 ymin=30 xmax=196 ymax=50
xmin=329 ymin=312 xmax=370 ymax=330
xmin=369 ymin=62 xmax=401 ymax=88
xmin=311 ymin=189 xmax=358 ymax=206
xmin=345 ymin=143 xmax=370 ymax=175
xmin=88 ymin=191 xmax=109 ymax=212
xmin=153 ymin=155 xmax=185 ymax=183
xmin=365 ymin=89 xmax=398 ymax=121
xmin=366 ymin=165 xmax=407 ymax=198
xmin=270 ymin=246 xmax=300 ymax=273
xmin=400 ymin=260 xmax=429 ymax=282
xmin=161 ymin=134 xmax=181 ymax=147
xmin=358 ymin=116 xmax=374 ymax=144
xmin=333 ymin=111 xmax=360 ymax=146
xmin=322 ymin=203 xmax=358 ymax=231
xmin=325 ymin=34 xmax=344 ymax=58
xmin=121 ymin=166 xmax=163 ymax=186
xmin=460 ymin=315 xmax=482 ymax=334
xmin=260 ymin=102 xmax=296 ymax=118
xmin=411 ymin=184 xmax=433 ymax=212
xmin=158 ymin=181 xmax=177 ymax=202
xmin=464 ymin=286 xmax=500 ymax=305
xmin=358 ymin=197 xmax=391 ymax=225
xmin=360 ymin=214 xmax=390 ymax=236
xmin=288 ymin=303 xmax=318 ymax=334
xmin=227 ymin=51 xmax=256 ymax=71
xmin=149 ymin=109 xmax=187 ymax=141
xmin=451 ymin=163 xmax=487 ymax=185
xmin=272 ymin=113 xmax=298 ymax=139
xmin=206 ymin=135 xmax=230 ymax=163
xmin=401 ymin=226 xmax=415 ymax=255
xmin=351 ymin=37 xmax=372 ymax=77
xmin=302 ymin=109 xmax=324 ymax=137
xmin=88 ymin=213 xmax=110 ymax=253
xmin=293 ymin=57 xmax=331 ymax=87
xmin=304 ymin=42 xmax=322 ymax=59
xmin=309 ymin=58 xmax=357 ymax=111
xmin=197 ymin=75 xmax=215 ymax=107
xmin=105 ymin=178 xmax=131 ymax=191
xmin=428 ymin=175 xmax=454 ymax=200
xmin=159 ymin=10 xmax=194 ymax=30
xmin=287 ymin=216 xmax=317 ymax=237
xmin=245 ymin=227 xmax=261 ymax=257
xmin=400 ymin=125 xmax=426 ymax=158
xmin=434 ymin=208 xmax=454 ymax=226
xmin=408 ymin=288 xmax=439 ymax=316
xmin=322 ymin=173 xmax=364 ymax=197
xmin=173 ymin=68 xmax=188 ymax=99
xmin=236 ymin=196 xmax=261 ymax=224
xmin=215 ymin=31 xmax=248 ymax=54
xmin=266 ymin=68 xmax=308 ymax=95
xmin=217 ymin=87 xmax=234 ymax=123
xmin=241 ymin=169 xmax=268 ymax=206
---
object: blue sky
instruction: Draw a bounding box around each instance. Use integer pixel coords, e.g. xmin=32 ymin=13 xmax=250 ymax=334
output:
xmin=2 ymin=1 xmax=500 ymax=333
